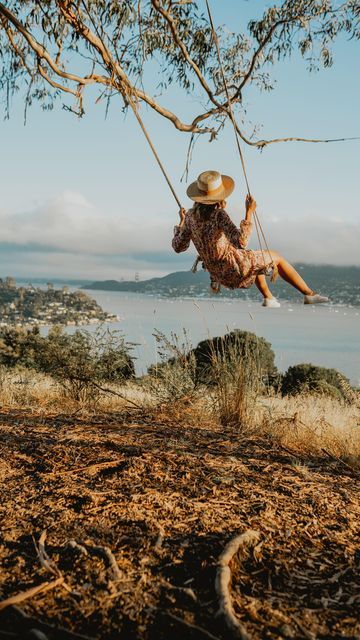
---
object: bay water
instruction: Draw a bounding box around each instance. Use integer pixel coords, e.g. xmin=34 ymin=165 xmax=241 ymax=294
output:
xmin=84 ymin=290 xmax=360 ymax=386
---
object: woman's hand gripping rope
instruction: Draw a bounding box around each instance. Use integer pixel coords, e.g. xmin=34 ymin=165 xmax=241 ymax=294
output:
xmin=245 ymin=194 xmax=257 ymax=220
xmin=179 ymin=207 xmax=186 ymax=227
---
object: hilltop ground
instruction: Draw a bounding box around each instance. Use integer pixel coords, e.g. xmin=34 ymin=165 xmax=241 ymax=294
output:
xmin=0 ymin=406 xmax=359 ymax=640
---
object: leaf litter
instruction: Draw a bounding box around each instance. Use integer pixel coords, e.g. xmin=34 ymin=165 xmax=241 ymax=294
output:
xmin=0 ymin=407 xmax=358 ymax=639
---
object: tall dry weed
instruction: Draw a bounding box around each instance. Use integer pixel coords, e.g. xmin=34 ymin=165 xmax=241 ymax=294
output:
xmin=142 ymin=329 xmax=197 ymax=405
xmin=207 ymin=333 xmax=263 ymax=432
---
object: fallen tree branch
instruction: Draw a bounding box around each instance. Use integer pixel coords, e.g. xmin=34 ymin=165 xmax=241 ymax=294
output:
xmin=35 ymin=531 xmax=74 ymax=595
xmin=215 ymin=530 xmax=260 ymax=639
xmin=154 ymin=524 xmax=165 ymax=551
xmin=0 ymin=577 xmax=64 ymax=612
xmin=55 ymin=458 xmax=123 ymax=477
xmin=67 ymin=540 xmax=89 ymax=556
xmin=37 ymin=530 xmax=60 ymax=577
xmin=24 ymin=632 xmax=48 ymax=640
xmin=321 ymin=447 xmax=360 ymax=477
xmin=85 ymin=543 xmax=123 ymax=582
xmin=91 ymin=382 xmax=143 ymax=409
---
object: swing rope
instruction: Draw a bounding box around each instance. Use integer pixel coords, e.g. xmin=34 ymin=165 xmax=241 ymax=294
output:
xmin=126 ymin=92 xmax=182 ymax=209
xmin=80 ymin=0 xmax=183 ymax=209
xmin=204 ymin=0 xmax=277 ymax=280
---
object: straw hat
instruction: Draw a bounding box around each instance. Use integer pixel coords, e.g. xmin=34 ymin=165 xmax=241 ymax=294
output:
xmin=187 ymin=170 xmax=234 ymax=204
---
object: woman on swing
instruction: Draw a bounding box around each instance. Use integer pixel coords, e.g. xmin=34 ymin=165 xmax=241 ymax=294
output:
xmin=172 ymin=170 xmax=328 ymax=307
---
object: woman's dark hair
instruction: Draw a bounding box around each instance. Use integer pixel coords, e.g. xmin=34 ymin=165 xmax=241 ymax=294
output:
xmin=193 ymin=201 xmax=226 ymax=220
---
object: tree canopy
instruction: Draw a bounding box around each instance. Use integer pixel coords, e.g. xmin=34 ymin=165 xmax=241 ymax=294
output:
xmin=0 ymin=1 xmax=359 ymax=147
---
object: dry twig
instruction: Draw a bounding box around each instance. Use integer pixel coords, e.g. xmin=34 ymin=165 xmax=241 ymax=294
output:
xmin=0 ymin=578 xmax=64 ymax=612
xmin=37 ymin=530 xmax=60 ymax=577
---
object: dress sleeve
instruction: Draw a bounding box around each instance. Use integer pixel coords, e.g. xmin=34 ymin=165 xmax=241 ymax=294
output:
xmin=217 ymin=209 xmax=253 ymax=248
xmin=172 ymin=214 xmax=191 ymax=253
xmin=239 ymin=219 xmax=253 ymax=248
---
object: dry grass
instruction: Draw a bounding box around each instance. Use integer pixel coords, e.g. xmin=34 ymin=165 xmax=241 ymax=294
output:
xmin=0 ymin=367 xmax=61 ymax=409
xmin=259 ymin=393 xmax=360 ymax=465
xmin=0 ymin=361 xmax=358 ymax=639
xmin=0 ymin=368 xmax=152 ymax=414
xmin=0 ymin=366 xmax=358 ymax=466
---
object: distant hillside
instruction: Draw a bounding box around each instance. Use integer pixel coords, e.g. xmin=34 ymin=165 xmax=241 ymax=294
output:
xmin=83 ymin=264 xmax=360 ymax=307
xmin=83 ymin=270 xmax=210 ymax=292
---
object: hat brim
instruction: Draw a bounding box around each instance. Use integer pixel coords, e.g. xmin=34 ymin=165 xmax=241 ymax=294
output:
xmin=186 ymin=175 xmax=234 ymax=204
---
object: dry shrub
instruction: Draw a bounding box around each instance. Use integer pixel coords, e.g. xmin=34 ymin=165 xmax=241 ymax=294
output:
xmin=208 ymin=334 xmax=263 ymax=432
xmin=142 ymin=330 xmax=197 ymax=405
xmin=260 ymin=393 xmax=360 ymax=465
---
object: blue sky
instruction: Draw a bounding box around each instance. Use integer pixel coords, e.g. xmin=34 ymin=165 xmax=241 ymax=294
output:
xmin=0 ymin=0 xmax=359 ymax=280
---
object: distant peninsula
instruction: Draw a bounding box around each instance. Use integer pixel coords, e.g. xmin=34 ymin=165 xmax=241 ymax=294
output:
xmin=0 ymin=277 xmax=117 ymax=327
xmin=82 ymin=264 xmax=360 ymax=307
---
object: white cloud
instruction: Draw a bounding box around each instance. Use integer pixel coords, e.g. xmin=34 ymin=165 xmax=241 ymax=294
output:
xmin=0 ymin=190 xmax=172 ymax=255
xmin=259 ymin=214 xmax=360 ymax=265
xmin=0 ymin=193 xmax=358 ymax=280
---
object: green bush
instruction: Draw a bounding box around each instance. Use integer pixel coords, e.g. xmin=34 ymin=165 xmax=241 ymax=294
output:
xmin=191 ymin=330 xmax=277 ymax=387
xmin=0 ymin=325 xmax=135 ymax=404
xmin=281 ymin=363 xmax=348 ymax=400
xmin=0 ymin=326 xmax=42 ymax=369
xmin=36 ymin=327 xmax=135 ymax=402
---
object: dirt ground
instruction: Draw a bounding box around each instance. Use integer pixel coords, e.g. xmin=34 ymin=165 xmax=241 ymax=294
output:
xmin=0 ymin=407 xmax=359 ymax=640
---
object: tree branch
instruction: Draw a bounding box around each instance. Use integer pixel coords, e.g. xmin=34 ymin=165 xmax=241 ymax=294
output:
xmin=237 ymin=20 xmax=287 ymax=93
xmin=1 ymin=21 xmax=32 ymax=75
xmin=134 ymin=86 xmax=214 ymax=133
xmin=0 ymin=2 xmax=358 ymax=148
xmin=150 ymin=0 xmax=220 ymax=108
xmin=59 ymin=0 xmax=217 ymax=134
xmin=37 ymin=62 xmax=80 ymax=100
xmin=0 ymin=2 xmax=107 ymax=88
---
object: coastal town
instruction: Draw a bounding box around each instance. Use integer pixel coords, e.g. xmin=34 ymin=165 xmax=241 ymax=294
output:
xmin=0 ymin=277 xmax=117 ymax=326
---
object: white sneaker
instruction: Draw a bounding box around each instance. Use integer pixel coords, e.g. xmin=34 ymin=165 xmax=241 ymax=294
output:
xmin=304 ymin=293 xmax=329 ymax=305
xmin=262 ymin=297 xmax=281 ymax=308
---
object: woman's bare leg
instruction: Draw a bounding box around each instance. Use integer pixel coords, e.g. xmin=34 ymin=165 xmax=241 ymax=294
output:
xmin=268 ymin=251 xmax=313 ymax=295
xmin=255 ymin=274 xmax=273 ymax=299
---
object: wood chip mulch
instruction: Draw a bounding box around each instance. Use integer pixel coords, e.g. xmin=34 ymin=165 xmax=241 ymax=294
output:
xmin=0 ymin=408 xmax=359 ymax=640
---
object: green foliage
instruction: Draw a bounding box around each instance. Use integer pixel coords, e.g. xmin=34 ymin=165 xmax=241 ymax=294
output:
xmin=191 ymin=330 xmax=277 ymax=387
xmin=281 ymin=363 xmax=349 ymax=400
xmin=0 ymin=325 xmax=135 ymax=403
xmin=0 ymin=326 xmax=42 ymax=369
xmin=36 ymin=327 xmax=135 ymax=403
xmin=144 ymin=329 xmax=272 ymax=429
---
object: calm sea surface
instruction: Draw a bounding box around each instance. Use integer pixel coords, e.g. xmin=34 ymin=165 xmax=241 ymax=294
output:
xmin=84 ymin=290 xmax=360 ymax=385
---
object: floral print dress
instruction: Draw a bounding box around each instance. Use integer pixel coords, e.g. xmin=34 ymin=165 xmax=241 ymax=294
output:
xmin=172 ymin=207 xmax=272 ymax=290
